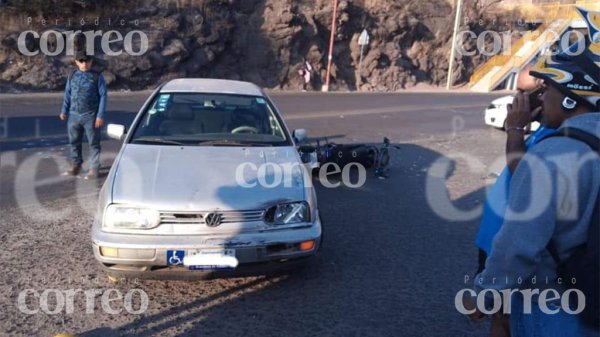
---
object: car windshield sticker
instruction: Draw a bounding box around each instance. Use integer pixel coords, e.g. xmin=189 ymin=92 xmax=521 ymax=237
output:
xmin=156 ymin=94 xmax=170 ymax=112
xmin=256 ymin=98 xmax=266 ymax=104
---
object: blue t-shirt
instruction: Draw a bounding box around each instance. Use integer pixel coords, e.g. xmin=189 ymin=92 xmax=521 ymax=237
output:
xmin=475 ymin=126 xmax=556 ymax=255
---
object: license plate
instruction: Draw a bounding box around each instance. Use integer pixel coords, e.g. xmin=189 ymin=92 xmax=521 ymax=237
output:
xmin=184 ymin=249 xmax=238 ymax=270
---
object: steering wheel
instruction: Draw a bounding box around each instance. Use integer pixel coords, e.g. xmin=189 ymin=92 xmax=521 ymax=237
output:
xmin=231 ymin=125 xmax=259 ymax=134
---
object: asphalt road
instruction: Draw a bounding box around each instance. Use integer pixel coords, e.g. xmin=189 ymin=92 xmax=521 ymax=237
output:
xmin=0 ymin=90 xmax=509 ymax=337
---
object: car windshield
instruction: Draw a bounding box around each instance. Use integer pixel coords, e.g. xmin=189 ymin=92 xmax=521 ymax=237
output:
xmin=130 ymin=93 xmax=290 ymax=146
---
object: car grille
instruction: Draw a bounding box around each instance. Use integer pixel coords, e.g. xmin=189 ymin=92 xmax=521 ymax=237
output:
xmin=159 ymin=210 xmax=265 ymax=225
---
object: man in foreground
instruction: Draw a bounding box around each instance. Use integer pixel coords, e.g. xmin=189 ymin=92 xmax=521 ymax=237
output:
xmin=474 ymin=7 xmax=600 ymax=336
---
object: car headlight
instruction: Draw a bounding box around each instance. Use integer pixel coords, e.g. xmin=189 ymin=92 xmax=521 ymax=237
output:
xmin=265 ymin=202 xmax=309 ymax=225
xmin=103 ymin=205 xmax=160 ymax=230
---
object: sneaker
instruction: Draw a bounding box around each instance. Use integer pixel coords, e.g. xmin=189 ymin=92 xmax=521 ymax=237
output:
xmin=84 ymin=169 xmax=99 ymax=180
xmin=62 ymin=164 xmax=81 ymax=176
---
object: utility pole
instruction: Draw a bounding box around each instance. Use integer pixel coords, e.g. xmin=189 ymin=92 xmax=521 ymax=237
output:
xmin=323 ymin=0 xmax=339 ymax=92
xmin=446 ymin=0 xmax=463 ymax=90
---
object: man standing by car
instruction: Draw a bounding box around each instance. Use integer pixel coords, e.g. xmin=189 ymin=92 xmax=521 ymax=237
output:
xmin=59 ymin=51 xmax=107 ymax=180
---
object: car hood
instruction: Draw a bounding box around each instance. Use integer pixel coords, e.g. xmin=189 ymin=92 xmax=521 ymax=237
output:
xmin=110 ymin=144 xmax=307 ymax=211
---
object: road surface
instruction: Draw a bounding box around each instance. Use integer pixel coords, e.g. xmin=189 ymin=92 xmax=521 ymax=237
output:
xmin=0 ymin=90 xmax=509 ymax=337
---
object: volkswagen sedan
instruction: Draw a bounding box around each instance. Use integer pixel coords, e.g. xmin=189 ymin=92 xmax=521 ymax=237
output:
xmin=92 ymin=79 xmax=322 ymax=279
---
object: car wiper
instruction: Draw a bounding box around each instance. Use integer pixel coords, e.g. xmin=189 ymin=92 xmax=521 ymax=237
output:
xmin=197 ymin=140 xmax=272 ymax=147
xmin=131 ymin=138 xmax=186 ymax=146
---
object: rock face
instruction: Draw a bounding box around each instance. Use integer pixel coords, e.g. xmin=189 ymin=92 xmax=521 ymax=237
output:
xmin=0 ymin=0 xmax=503 ymax=92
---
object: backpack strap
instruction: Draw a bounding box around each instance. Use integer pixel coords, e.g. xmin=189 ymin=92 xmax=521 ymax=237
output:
xmin=544 ymin=127 xmax=600 ymax=265
xmin=543 ymin=127 xmax=600 ymax=153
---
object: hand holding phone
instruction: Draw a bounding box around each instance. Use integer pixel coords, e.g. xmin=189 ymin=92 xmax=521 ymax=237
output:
xmin=527 ymin=87 xmax=544 ymax=122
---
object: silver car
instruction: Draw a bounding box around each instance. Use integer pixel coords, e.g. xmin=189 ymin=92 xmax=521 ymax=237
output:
xmin=92 ymin=79 xmax=322 ymax=279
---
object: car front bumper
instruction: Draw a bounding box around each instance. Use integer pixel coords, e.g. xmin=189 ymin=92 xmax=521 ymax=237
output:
xmin=92 ymin=217 xmax=322 ymax=277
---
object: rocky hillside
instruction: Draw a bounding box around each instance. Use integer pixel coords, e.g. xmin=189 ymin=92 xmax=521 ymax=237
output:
xmin=0 ymin=0 xmax=508 ymax=92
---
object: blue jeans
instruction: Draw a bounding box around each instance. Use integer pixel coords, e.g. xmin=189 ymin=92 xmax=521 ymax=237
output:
xmin=68 ymin=114 xmax=101 ymax=170
xmin=510 ymin=292 xmax=599 ymax=337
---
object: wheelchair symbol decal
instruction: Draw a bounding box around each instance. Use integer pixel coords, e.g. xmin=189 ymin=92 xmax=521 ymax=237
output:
xmin=167 ymin=250 xmax=185 ymax=266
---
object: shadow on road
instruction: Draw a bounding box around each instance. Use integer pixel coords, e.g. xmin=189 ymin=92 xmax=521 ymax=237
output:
xmin=79 ymin=277 xmax=279 ymax=337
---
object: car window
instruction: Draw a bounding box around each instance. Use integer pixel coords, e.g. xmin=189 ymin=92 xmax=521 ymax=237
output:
xmin=130 ymin=93 xmax=290 ymax=146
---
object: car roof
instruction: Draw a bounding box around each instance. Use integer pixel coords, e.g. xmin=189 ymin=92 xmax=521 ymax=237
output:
xmin=160 ymin=78 xmax=264 ymax=96
xmin=492 ymin=95 xmax=514 ymax=104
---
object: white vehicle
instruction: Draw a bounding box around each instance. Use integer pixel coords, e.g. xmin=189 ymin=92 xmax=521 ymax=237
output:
xmin=484 ymin=95 xmax=540 ymax=132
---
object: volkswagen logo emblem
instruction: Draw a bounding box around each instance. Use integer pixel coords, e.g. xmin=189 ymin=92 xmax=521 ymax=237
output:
xmin=204 ymin=212 xmax=223 ymax=227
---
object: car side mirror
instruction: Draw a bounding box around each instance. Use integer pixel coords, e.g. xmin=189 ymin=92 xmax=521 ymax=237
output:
xmin=107 ymin=124 xmax=126 ymax=141
xmin=293 ymin=129 xmax=307 ymax=143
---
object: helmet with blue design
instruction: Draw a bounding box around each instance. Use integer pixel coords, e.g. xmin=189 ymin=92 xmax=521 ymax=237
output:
xmin=530 ymin=7 xmax=600 ymax=110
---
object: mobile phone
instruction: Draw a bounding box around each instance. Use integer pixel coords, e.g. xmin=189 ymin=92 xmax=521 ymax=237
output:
xmin=528 ymin=87 xmax=544 ymax=121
